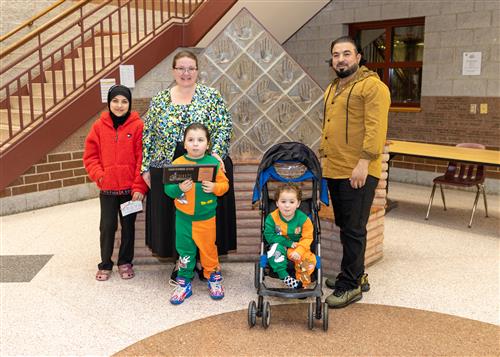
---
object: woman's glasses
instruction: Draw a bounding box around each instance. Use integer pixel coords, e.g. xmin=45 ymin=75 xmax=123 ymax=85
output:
xmin=174 ymin=67 xmax=198 ymax=74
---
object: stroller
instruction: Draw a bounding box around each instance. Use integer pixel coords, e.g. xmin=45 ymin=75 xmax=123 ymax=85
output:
xmin=248 ymin=142 xmax=330 ymax=331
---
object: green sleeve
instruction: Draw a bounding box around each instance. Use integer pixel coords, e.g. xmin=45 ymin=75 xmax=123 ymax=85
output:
xmin=164 ymin=183 xmax=183 ymax=199
xmin=264 ymin=215 xmax=293 ymax=248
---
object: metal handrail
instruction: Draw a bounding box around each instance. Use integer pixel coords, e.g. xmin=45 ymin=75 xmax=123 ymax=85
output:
xmin=0 ymin=0 xmax=66 ymax=43
xmin=0 ymin=0 xmax=92 ymax=59
xmin=0 ymin=0 xmax=204 ymax=147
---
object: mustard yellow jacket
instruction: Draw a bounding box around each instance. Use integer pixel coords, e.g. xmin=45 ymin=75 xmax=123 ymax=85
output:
xmin=320 ymin=66 xmax=390 ymax=179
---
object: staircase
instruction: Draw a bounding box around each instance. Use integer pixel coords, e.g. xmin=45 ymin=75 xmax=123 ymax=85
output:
xmin=0 ymin=0 xmax=237 ymax=190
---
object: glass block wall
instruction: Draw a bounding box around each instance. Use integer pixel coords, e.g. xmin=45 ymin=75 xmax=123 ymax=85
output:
xmin=197 ymin=8 xmax=324 ymax=161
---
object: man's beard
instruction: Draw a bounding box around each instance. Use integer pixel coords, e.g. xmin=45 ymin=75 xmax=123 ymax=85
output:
xmin=334 ymin=63 xmax=359 ymax=78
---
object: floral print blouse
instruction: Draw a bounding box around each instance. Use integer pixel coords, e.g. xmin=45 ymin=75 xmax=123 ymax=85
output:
xmin=141 ymin=84 xmax=232 ymax=172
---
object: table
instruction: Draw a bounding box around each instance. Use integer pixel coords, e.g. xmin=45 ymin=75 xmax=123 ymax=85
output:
xmin=385 ymin=140 xmax=500 ymax=212
xmin=388 ymin=140 xmax=500 ymax=167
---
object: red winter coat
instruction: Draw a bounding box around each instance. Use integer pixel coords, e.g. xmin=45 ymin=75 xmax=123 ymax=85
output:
xmin=83 ymin=111 xmax=148 ymax=194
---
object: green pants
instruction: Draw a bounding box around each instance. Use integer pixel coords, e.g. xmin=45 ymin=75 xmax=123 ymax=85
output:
xmin=267 ymin=243 xmax=289 ymax=279
xmin=176 ymin=212 xmax=219 ymax=280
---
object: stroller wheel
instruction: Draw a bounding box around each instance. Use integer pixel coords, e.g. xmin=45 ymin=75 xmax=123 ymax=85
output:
xmin=254 ymin=262 xmax=260 ymax=289
xmin=322 ymin=302 xmax=329 ymax=331
xmin=315 ymin=297 xmax=322 ymax=319
xmin=262 ymin=301 xmax=271 ymax=329
xmin=257 ymin=296 xmax=264 ymax=317
xmin=307 ymin=302 xmax=314 ymax=330
xmin=248 ymin=300 xmax=257 ymax=327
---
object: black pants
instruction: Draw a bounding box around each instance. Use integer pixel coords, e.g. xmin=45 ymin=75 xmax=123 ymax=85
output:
xmin=145 ymin=144 xmax=237 ymax=258
xmin=98 ymin=193 xmax=136 ymax=270
xmin=327 ymin=175 xmax=378 ymax=290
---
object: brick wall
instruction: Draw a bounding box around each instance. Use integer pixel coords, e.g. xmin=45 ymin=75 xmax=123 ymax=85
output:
xmin=388 ymin=96 xmax=500 ymax=180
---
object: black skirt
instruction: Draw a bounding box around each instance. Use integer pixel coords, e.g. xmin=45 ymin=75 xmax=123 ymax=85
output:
xmin=145 ymin=147 xmax=237 ymax=258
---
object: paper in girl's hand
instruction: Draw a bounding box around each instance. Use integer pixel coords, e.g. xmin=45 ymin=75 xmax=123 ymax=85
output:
xmin=120 ymin=200 xmax=143 ymax=216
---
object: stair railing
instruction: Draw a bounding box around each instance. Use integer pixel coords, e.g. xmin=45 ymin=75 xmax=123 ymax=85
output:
xmin=0 ymin=0 xmax=204 ymax=147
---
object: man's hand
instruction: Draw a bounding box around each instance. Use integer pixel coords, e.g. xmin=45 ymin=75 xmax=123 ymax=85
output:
xmin=350 ymin=159 xmax=370 ymax=189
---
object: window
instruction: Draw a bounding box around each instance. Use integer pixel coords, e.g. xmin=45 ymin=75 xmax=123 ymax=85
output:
xmin=350 ymin=17 xmax=424 ymax=107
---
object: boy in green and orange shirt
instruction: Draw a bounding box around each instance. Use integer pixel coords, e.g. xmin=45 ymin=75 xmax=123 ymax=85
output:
xmin=264 ymin=183 xmax=316 ymax=289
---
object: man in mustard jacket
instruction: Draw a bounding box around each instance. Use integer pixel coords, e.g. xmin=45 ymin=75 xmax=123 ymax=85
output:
xmin=320 ymin=36 xmax=390 ymax=308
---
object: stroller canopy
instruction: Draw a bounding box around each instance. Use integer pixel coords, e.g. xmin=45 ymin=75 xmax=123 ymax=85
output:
xmin=252 ymin=142 xmax=329 ymax=205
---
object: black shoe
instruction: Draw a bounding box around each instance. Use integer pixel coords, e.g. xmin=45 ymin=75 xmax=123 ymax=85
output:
xmin=326 ymin=286 xmax=362 ymax=309
xmin=170 ymin=261 xmax=179 ymax=281
xmin=195 ymin=262 xmax=206 ymax=281
xmin=325 ymin=273 xmax=370 ymax=292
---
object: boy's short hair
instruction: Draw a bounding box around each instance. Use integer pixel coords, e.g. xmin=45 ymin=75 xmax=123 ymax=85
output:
xmin=274 ymin=182 xmax=302 ymax=201
xmin=183 ymin=122 xmax=211 ymax=143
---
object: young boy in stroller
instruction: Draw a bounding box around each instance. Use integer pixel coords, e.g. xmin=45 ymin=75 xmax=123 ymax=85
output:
xmin=265 ymin=183 xmax=316 ymax=289
xmin=249 ymin=142 xmax=329 ymax=330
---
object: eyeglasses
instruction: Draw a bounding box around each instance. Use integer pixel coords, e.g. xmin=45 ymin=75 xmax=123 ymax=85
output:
xmin=174 ymin=67 xmax=198 ymax=74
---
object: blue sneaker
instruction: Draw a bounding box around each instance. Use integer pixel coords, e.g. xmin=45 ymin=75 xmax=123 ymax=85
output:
xmin=170 ymin=277 xmax=192 ymax=305
xmin=208 ymin=271 xmax=224 ymax=300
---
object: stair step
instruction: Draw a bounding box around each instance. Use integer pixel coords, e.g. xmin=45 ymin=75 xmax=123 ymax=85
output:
xmin=77 ymin=47 xmax=114 ymax=63
xmin=0 ymin=109 xmax=42 ymax=126
xmin=44 ymin=70 xmax=85 ymax=84
xmin=94 ymin=34 xmax=140 ymax=48
xmin=30 ymin=82 xmax=74 ymax=98
xmin=77 ymin=43 xmax=128 ymax=58
xmin=64 ymin=58 xmax=105 ymax=72
xmin=10 ymin=96 xmax=56 ymax=111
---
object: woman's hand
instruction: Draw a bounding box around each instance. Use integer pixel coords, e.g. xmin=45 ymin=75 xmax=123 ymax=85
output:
xmin=211 ymin=152 xmax=226 ymax=173
xmin=132 ymin=192 xmax=144 ymax=201
xmin=142 ymin=171 xmax=151 ymax=188
xmin=201 ymin=180 xmax=215 ymax=193
xmin=179 ymin=179 xmax=193 ymax=193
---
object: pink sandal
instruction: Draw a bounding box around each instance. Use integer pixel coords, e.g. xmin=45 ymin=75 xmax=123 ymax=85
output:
xmin=118 ymin=264 xmax=135 ymax=279
xmin=96 ymin=270 xmax=111 ymax=281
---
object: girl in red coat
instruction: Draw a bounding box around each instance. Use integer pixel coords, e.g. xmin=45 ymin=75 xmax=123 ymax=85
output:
xmin=83 ymin=85 xmax=148 ymax=281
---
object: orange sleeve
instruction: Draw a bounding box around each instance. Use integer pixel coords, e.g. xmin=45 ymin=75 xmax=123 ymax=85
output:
xmin=294 ymin=217 xmax=314 ymax=257
xmin=212 ymin=165 xmax=229 ymax=196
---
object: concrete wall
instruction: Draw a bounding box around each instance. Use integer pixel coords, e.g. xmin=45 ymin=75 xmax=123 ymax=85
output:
xmin=283 ymin=0 xmax=499 ymax=93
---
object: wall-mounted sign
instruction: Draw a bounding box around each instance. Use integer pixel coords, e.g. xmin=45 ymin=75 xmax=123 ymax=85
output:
xmin=462 ymin=52 xmax=481 ymax=75
xmin=119 ymin=65 xmax=135 ymax=88
xmin=100 ymin=78 xmax=116 ymax=103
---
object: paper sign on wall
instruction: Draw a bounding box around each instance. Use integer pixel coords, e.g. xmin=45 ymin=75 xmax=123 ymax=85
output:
xmin=462 ymin=52 xmax=481 ymax=75
xmin=100 ymin=78 xmax=116 ymax=103
xmin=120 ymin=65 xmax=135 ymax=88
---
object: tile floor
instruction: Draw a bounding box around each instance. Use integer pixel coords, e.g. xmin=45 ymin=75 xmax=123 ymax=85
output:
xmin=1 ymin=182 xmax=498 ymax=356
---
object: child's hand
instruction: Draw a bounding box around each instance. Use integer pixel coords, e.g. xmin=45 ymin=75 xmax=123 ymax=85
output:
xmin=132 ymin=192 xmax=144 ymax=201
xmin=201 ymin=180 xmax=215 ymax=193
xmin=179 ymin=179 xmax=193 ymax=193
xmin=289 ymin=251 xmax=301 ymax=261
xmin=291 ymin=242 xmax=298 ymax=248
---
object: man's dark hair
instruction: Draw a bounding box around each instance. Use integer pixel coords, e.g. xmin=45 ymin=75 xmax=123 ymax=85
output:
xmin=330 ymin=36 xmax=359 ymax=54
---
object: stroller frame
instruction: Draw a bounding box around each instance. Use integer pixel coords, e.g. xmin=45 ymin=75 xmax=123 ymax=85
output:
xmin=248 ymin=142 xmax=329 ymax=331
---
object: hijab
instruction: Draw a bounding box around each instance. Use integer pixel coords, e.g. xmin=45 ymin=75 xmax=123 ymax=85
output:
xmin=107 ymin=85 xmax=132 ymax=129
